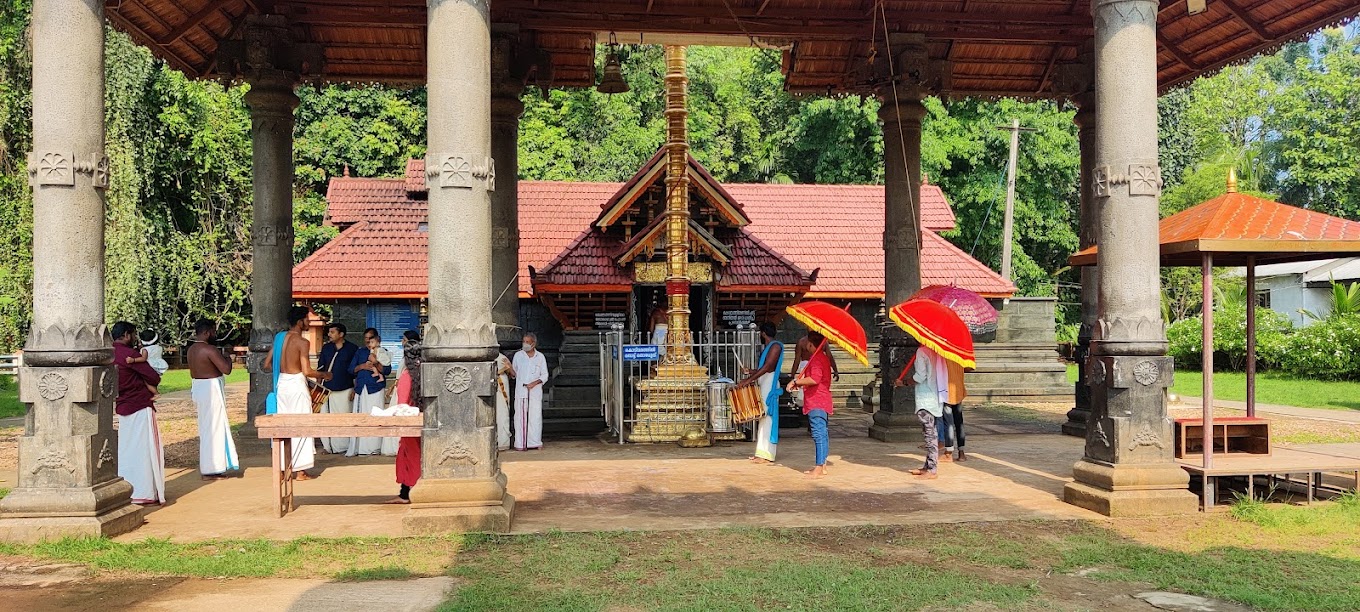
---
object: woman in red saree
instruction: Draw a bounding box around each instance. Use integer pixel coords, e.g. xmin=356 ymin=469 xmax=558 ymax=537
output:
xmin=387 ymin=330 xmax=423 ymax=504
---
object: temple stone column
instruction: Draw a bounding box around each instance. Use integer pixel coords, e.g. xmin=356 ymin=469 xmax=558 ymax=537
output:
xmin=1063 ymin=0 xmax=1197 ymax=516
xmin=215 ymin=15 xmax=322 ymax=430
xmin=406 ymin=0 xmax=514 ymax=534
xmin=244 ymin=73 xmax=299 ymax=429
xmin=0 ymin=0 xmax=143 ymax=541
xmin=869 ymin=34 xmax=949 ymax=442
xmin=870 ymin=96 xmax=926 ymax=442
xmin=1057 ymin=54 xmax=1098 ymax=438
xmin=491 ymin=30 xmax=526 ymax=348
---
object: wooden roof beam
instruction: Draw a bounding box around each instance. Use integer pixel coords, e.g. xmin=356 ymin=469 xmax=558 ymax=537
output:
xmin=507 ymin=16 xmax=1087 ymax=43
xmin=1218 ymin=0 xmax=1270 ymax=41
xmin=494 ymin=1 xmax=1092 ymax=26
xmin=157 ymin=0 xmax=234 ymax=45
xmin=1157 ymin=31 xmax=1201 ymax=70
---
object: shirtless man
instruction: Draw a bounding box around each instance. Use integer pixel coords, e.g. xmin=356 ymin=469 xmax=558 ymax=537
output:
xmin=649 ymin=300 xmax=669 ymax=347
xmin=263 ymin=306 xmax=331 ymax=480
xmin=188 ymin=319 xmax=239 ymax=480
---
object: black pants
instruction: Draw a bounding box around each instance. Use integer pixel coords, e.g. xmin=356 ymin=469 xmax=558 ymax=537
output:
xmin=938 ymin=403 xmax=965 ymax=449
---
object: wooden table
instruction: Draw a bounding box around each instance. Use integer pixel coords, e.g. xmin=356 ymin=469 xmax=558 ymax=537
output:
xmin=1174 ymin=416 xmax=1271 ymax=459
xmin=255 ymin=413 xmax=424 ymax=517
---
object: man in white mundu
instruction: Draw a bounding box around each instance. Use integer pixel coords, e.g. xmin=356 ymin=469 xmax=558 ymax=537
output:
xmin=346 ymin=328 xmax=392 ymax=456
xmin=509 ymin=332 xmax=549 ymax=451
xmin=263 ymin=306 xmax=332 ymax=480
xmin=187 ymin=318 xmax=239 ymax=480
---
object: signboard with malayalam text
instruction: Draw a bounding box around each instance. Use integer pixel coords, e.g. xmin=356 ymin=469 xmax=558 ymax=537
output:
xmin=594 ymin=312 xmax=627 ymax=330
xmin=721 ymin=310 xmax=758 ymax=329
xmin=621 ymin=344 xmax=661 ymax=362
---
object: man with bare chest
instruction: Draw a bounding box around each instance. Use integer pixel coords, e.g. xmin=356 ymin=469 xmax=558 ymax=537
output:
xmin=263 ymin=306 xmax=332 ymax=480
xmin=188 ymin=319 xmax=239 ymax=480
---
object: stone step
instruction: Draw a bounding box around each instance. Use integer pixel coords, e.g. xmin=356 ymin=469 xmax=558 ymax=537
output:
xmin=552 ymin=386 xmax=601 ymax=404
xmin=543 ymin=416 xmax=608 ymax=438
xmin=543 ymin=406 xmax=603 ymax=419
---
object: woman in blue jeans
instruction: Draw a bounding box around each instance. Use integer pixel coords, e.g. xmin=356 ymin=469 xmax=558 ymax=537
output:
xmin=787 ymin=331 xmax=835 ymax=479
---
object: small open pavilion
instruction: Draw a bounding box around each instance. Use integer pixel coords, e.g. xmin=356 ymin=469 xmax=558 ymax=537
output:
xmin=1071 ymin=173 xmax=1360 ymax=508
xmin=5 ymin=0 xmax=1360 ymax=540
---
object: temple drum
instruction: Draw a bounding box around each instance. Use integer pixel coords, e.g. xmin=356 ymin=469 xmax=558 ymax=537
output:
xmin=729 ymin=384 xmax=764 ymax=426
xmin=707 ymin=380 xmax=736 ymax=433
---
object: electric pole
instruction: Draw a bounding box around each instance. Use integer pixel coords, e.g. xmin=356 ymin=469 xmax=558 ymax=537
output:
xmin=997 ymin=119 xmax=1035 ymax=283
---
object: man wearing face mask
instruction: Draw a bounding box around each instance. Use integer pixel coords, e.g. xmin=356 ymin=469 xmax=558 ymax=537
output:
xmin=507 ymin=332 xmax=549 ymax=450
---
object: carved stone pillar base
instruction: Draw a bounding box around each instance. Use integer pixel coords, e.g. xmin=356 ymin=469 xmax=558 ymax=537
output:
xmin=1066 ymin=354 xmax=1195 ymax=516
xmin=0 ymin=503 xmax=146 ymax=543
xmin=869 ymin=329 xmax=920 ymax=442
xmin=0 ymin=365 xmax=144 ymax=542
xmin=405 ymin=358 xmax=514 ymax=534
xmin=1064 ymin=461 xmax=1197 ymax=517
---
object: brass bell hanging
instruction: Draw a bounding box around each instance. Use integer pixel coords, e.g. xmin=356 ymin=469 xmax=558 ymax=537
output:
xmin=597 ymin=32 xmax=630 ymax=94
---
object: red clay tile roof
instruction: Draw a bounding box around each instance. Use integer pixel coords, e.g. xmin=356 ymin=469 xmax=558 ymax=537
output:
xmin=294 ymin=221 xmax=429 ymax=298
xmin=722 ymin=230 xmax=816 ymax=289
xmin=731 ymin=183 xmax=1011 ymax=296
xmin=1070 ymin=192 xmax=1360 ymax=267
xmin=295 ymin=167 xmax=1011 ymax=299
xmin=532 ymin=230 xmax=633 ymax=287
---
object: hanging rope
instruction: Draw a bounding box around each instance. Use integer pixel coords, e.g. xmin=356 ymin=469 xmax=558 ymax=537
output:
xmin=876 ymin=0 xmax=922 ymax=276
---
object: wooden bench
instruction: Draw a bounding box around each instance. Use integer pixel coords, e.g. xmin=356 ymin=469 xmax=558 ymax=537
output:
xmin=1174 ymin=417 xmax=1271 ymax=459
xmin=256 ymin=413 xmax=423 ymax=517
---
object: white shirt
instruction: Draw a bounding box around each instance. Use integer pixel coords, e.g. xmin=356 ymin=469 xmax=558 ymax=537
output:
xmin=511 ymin=350 xmax=548 ymax=399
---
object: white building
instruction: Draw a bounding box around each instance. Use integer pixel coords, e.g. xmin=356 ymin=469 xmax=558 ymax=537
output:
xmin=1244 ymin=258 xmax=1360 ymax=327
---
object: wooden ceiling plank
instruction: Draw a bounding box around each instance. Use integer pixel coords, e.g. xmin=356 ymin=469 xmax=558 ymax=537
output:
xmin=1156 ymin=31 xmax=1201 ymax=70
xmin=494 ymin=1 xmax=1092 ymax=26
xmin=1218 ymin=0 xmax=1270 ymax=40
xmin=158 ymin=0 xmax=234 ymax=45
xmin=757 ymin=0 xmax=773 ymax=15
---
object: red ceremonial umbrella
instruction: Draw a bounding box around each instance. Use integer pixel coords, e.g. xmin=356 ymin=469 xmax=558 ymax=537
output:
xmin=912 ymin=285 xmax=999 ymax=335
xmin=889 ymin=299 xmax=976 ymax=380
xmin=785 ymin=301 xmax=870 ymax=367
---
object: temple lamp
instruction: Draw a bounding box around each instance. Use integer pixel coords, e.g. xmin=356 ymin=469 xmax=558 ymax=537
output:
xmin=1186 ymin=0 xmax=1206 ymax=15
xmin=597 ymin=32 xmax=630 ymax=94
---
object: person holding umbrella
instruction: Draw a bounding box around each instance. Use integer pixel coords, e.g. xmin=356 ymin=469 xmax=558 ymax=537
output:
xmin=898 ymin=345 xmax=948 ymax=479
xmin=787 ymin=331 xmax=835 ymax=479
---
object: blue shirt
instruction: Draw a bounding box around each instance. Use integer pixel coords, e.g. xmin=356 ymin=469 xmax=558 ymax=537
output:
xmin=349 ymin=345 xmax=392 ymax=395
xmin=318 ymin=340 xmax=360 ymax=391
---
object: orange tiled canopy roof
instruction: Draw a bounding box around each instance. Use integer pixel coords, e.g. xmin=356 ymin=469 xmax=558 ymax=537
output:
xmin=1070 ymin=191 xmax=1360 ymax=268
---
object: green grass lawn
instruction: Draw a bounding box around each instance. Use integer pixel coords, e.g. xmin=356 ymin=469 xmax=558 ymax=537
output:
xmin=0 ymin=368 xmax=248 ymax=420
xmin=3 ymin=498 xmax=1360 ymax=611
xmin=1065 ymin=364 xmax=1360 ymax=412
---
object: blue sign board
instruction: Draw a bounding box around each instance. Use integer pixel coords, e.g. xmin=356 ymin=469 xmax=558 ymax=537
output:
xmin=622 ymin=344 xmax=661 ymax=362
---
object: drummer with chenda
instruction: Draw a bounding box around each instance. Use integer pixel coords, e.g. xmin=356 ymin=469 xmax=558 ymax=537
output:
xmin=736 ymin=322 xmax=785 ymax=464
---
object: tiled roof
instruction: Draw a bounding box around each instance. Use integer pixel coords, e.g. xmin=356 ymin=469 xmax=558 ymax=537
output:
xmin=722 ymin=230 xmax=815 ymax=288
xmin=294 ymin=221 xmax=429 ymax=298
xmin=1071 ymin=192 xmax=1360 ymax=267
xmin=733 ymin=183 xmax=1012 ymax=296
xmin=324 ymin=178 xmax=422 ymax=226
xmin=596 ymin=148 xmax=750 ymax=227
xmin=533 ymin=230 xmax=633 ymax=287
xmin=405 ymin=158 xmax=426 ymax=195
xmin=295 ymin=167 xmax=1012 ymax=299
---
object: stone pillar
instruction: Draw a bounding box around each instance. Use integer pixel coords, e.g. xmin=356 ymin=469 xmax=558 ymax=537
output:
xmin=0 ymin=0 xmax=143 ymax=541
xmin=406 ymin=0 xmax=514 ymax=534
xmin=491 ymin=31 xmax=525 ymax=349
xmin=1057 ymin=54 xmax=1098 ymax=438
xmin=871 ymin=95 xmax=926 ymax=443
xmin=869 ymin=34 xmax=949 ymax=442
xmin=244 ymin=73 xmax=299 ymax=429
xmin=215 ymin=15 xmax=323 ymax=430
xmin=1063 ymin=0 xmax=1197 ymax=516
